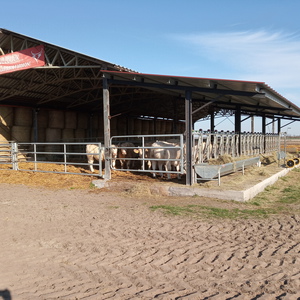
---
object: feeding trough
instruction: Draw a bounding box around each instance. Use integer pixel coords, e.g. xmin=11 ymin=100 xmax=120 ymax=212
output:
xmin=194 ymin=157 xmax=260 ymax=186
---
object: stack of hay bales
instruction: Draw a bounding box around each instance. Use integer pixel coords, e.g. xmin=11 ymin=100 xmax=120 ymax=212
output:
xmin=77 ymin=112 xmax=89 ymax=139
xmin=0 ymin=106 xmax=13 ymax=161
xmin=11 ymin=107 xmax=32 ymax=142
xmin=0 ymin=106 xmax=13 ymax=142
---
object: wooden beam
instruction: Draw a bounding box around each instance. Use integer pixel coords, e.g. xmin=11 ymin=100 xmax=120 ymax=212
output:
xmin=185 ymin=89 xmax=193 ymax=186
xmin=103 ymin=77 xmax=111 ymax=180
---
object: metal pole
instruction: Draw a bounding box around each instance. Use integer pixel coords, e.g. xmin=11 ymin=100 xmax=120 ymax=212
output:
xmin=185 ymin=89 xmax=193 ymax=185
xmin=235 ymin=105 xmax=241 ymax=155
xmin=210 ymin=110 xmax=215 ymax=132
xmin=103 ymin=77 xmax=111 ymax=180
xmin=262 ymin=114 xmax=266 ymax=153
xmin=277 ymin=118 xmax=281 ymax=134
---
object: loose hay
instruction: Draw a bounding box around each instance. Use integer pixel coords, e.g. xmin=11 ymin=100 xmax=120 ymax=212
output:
xmin=0 ymin=155 xmax=289 ymax=192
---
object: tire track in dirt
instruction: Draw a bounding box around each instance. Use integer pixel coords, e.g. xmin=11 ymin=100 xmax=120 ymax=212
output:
xmin=0 ymin=185 xmax=300 ymax=299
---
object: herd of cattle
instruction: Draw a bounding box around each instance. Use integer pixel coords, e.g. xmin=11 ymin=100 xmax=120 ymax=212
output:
xmin=86 ymin=140 xmax=183 ymax=179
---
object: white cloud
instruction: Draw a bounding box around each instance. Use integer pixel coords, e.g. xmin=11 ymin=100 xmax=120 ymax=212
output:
xmin=175 ymin=30 xmax=300 ymax=93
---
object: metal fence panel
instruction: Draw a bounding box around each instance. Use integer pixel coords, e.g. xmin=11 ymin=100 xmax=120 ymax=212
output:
xmin=111 ymin=134 xmax=185 ymax=177
xmin=1 ymin=142 xmax=105 ymax=177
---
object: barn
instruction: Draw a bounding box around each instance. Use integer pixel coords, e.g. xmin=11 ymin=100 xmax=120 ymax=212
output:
xmin=1 ymin=28 xmax=300 ymax=185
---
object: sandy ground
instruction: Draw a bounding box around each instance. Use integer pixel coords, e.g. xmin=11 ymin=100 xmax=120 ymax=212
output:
xmin=0 ymin=175 xmax=300 ymax=299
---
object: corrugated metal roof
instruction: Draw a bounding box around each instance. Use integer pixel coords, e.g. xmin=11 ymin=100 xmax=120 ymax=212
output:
xmin=102 ymin=70 xmax=300 ymax=120
xmin=0 ymin=28 xmax=299 ymax=123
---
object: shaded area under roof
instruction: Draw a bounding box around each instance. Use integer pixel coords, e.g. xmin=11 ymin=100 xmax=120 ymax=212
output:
xmin=0 ymin=28 xmax=300 ymax=125
xmin=102 ymin=70 xmax=300 ymax=122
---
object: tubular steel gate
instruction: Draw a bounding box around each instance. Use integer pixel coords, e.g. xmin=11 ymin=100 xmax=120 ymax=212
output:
xmin=111 ymin=134 xmax=185 ymax=178
xmin=0 ymin=141 xmax=106 ymax=177
xmin=0 ymin=141 xmax=18 ymax=170
xmin=0 ymin=132 xmax=282 ymax=180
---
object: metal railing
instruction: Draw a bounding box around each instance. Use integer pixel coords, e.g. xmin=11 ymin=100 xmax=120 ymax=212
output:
xmin=0 ymin=142 xmax=106 ymax=177
xmin=111 ymin=134 xmax=185 ymax=177
xmin=193 ymin=131 xmax=281 ymax=163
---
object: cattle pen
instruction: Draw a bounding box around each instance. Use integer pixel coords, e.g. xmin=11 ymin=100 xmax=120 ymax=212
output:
xmin=0 ymin=131 xmax=284 ymax=185
xmin=1 ymin=29 xmax=300 ymax=187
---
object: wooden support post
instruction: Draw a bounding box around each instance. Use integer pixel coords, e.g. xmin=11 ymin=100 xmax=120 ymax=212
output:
xmin=103 ymin=77 xmax=111 ymax=180
xmin=185 ymin=89 xmax=193 ymax=186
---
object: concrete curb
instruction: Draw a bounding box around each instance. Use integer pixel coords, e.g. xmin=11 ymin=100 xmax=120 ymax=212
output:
xmin=163 ymin=167 xmax=291 ymax=202
xmin=92 ymin=166 xmax=296 ymax=202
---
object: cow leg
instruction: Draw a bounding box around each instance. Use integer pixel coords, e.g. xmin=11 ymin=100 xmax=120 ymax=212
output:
xmin=176 ymin=164 xmax=181 ymax=179
xmin=158 ymin=162 xmax=164 ymax=178
xmin=165 ymin=161 xmax=171 ymax=180
xmin=111 ymin=158 xmax=116 ymax=168
xmin=87 ymin=156 xmax=94 ymax=173
xmin=151 ymin=160 xmax=157 ymax=178
xmin=120 ymin=159 xmax=124 ymax=169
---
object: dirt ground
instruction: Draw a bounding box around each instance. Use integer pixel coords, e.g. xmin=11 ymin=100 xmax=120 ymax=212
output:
xmin=0 ymin=155 xmax=300 ymax=299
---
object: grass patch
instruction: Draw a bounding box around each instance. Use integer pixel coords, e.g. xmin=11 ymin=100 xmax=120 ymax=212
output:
xmin=279 ymin=186 xmax=300 ymax=204
xmin=150 ymin=204 xmax=274 ymax=219
xmin=150 ymin=205 xmax=194 ymax=216
xmin=150 ymin=166 xmax=300 ymax=219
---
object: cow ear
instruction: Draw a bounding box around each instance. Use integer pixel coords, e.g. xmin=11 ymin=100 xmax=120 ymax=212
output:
xmin=133 ymin=149 xmax=139 ymax=153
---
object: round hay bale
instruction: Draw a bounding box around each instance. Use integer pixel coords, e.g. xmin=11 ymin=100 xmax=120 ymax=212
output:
xmin=75 ymin=128 xmax=86 ymax=140
xmin=117 ymin=117 xmax=127 ymax=135
xmin=35 ymin=128 xmax=46 ymax=142
xmin=46 ymin=128 xmax=62 ymax=142
xmin=94 ymin=129 xmax=103 ymax=141
xmin=11 ymin=125 xmax=31 ymax=142
xmin=77 ymin=112 xmax=89 ymax=129
xmin=65 ymin=111 xmax=77 ymax=129
xmin=0 ymin=126 xmax=10 ymax=141
xmin=45 ymin=128 xmax=62 ymax=159
xmin=0 ymin=106 xmax=14 ymax=126
xmin=127 ymin=118 xmax=134 ymax=134
xmin=178 ymin=122 xmax=185 ymax=133
xmin=91 ymin=114 xmax=100 ymax=130
xmin=37 ymin=109 xmax=48 ymax=128
xmin=133 ymin=119 xmax=142 ymax=134
xmin=111 ymin=117 xmax=118 ymax=130
xmin=62 ymin=128 xmax=75 ymax=141
xmin=48 ymin=110 xmax=64 ymax=129
xmin=141 ymin=120 xmax=150 ymax=135
xmin=160 ymin=121 xmax=166 ymax=134
xmin=111 ymin=128 xmax=118 ymax=137
xmin=14 ymin=107 xmax=33 ymax=126
xmin=148 ymin=121 xmax=154 ymax=134
xmin=98 ymin=117 xmax=104 ymax=133
xmin=165 ymin=121 xmax=172 ymax=133
xmin=155 ymin=121 xmax=161 ymax=134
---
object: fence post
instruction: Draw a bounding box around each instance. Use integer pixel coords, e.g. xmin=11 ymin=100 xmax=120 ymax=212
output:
xmin=11 ymin=142 xmax=18 ymax=171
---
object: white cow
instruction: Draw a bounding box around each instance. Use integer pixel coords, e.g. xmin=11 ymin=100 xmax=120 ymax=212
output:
xmin=150 ymin=141 xmax=182 ymax=179
xmin=136 ymin=142 xmax=153 ymax=170
xmin=86 ymin=144 xmax=118 ymax=173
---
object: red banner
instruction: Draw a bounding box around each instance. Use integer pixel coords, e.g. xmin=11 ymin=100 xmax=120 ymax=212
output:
xmin=0 ymin=45 xmax=45 ymax=75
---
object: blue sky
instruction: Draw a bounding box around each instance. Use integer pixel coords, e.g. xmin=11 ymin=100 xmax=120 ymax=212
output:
xmin=1 ymin=0 xmax=300 ymax=135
